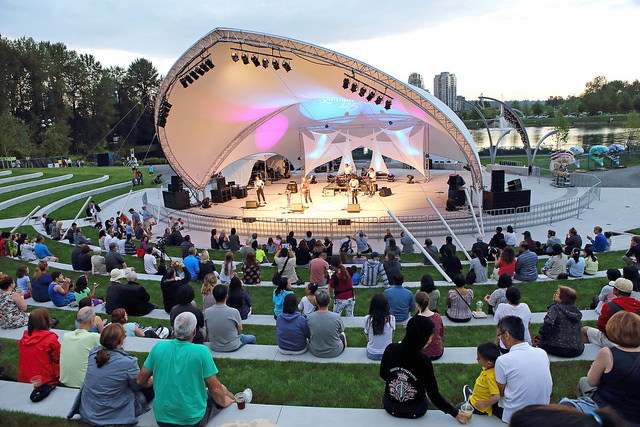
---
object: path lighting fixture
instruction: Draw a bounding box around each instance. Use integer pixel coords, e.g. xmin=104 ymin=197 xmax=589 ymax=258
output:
xmin=282 ymin=61 xmax=291 ymax=72
xmin=241 ymin=53 xmax=249 ymax=64
xmin=375 ymin=95 xmax=383 ymax=105
xmin=385 ymin=99 xmax=392 ymax=110
xmin=366 ymin=90 xmax=375 ymax=101
xmin=262 ymin=58 xmax=269 ymax=68
xmin=342 ymin=78 xmax=350 ymax=89
xmin=272 ymin=59 xmax=280 ymax=70
xmin=251 ymin=55 xmax=260 ymax=67
xmin=231 ymin=52 xmax=239 ymax=62
xmin=350 ymin=82 xmax=358 ymax=92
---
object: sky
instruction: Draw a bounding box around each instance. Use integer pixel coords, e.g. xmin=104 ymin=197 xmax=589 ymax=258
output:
xmin=1 ymin=0 xmax=639 ymax=101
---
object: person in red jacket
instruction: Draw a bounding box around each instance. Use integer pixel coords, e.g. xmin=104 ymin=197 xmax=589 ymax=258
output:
xmin=18 ymin=308 xmax=60 ymax=385
xmin=582 ymin=278 xmax=640 ymax=348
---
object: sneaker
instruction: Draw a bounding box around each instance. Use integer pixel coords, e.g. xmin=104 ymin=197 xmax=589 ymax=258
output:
xmin=463 ymin=385 xmax=472 ymax=402
xmin=243 ymin=388 xmax=253 ymax=404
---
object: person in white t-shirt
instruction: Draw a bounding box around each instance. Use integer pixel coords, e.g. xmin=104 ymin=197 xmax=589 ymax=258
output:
xmin=254 ymin=176 xmax=266 ymax=204
xmin=298 ymin=283 xmax=318 ymax=317
xmin=143 ymin=247 xmax=158 ymax=275
xmin=40 ymin=214 xmax=47 ymax=232
xmin=494 ymin=315 xmax=552 ymax=424
xmin=493 ymin=287 xmax=533 ymax=350
xmin=363 ymin=293 xmax=396 ymax=360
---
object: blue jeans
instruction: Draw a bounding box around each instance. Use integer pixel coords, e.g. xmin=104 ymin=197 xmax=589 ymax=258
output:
xmin=238 ymin=334 xmax=257 ymax=348
xmin=366 ymin=349 xmax=383 ymax=360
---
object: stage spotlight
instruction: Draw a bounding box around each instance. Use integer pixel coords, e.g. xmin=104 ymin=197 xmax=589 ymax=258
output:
xmin=350 ymin=82 xmax=358 ymax=92
xmin=195 ymin=67 xmax=205 ymax=76
xmin=375 ymin=95 xmax=383 ymax=105
xmin=262 ymin=58 xmax=269 ymax=68
xmin=324 ymin=124 xmax=329 ymax=129
xmin=366 ymin=90 xmax=375 ymax=101
xmin=189 ymin=71 xmax=199 ymax=80
xmin=358 ymin=86 xmax=367 ymax=97
xmin=342 ymin=78 xmax=350 ymax=89
xmin=385 ymin=99 xmax=392 ymax=110
xmin=388 ymin=121 xmax=393 ymax=125
xmin=272 ymin=59 xmax=280 ymax=70
xmin=180 ymin=78 xmax=188 ymax=88
xmin=407 ymin=174 xmax=414 ymax=184
xmin=231 ymin=52 xmax=239 ymax=62
xmin=282 ymin=61 xmax=291 ymax=72
xmin=241 ymin=53 xmax=249 ymax=64
xmin=184 ymin=74 xmax=194 ymax=84
xmin=200 ymin=63 xmax=209 ymax=72
xmin=205 ymin=58 xmax=214 ymax=69
xmin=251 ymin=55 xmax=260 ymax=67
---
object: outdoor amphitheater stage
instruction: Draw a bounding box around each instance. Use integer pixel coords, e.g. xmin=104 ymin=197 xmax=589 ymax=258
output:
xmin=174 ymin=168 xmax=588 ymax=221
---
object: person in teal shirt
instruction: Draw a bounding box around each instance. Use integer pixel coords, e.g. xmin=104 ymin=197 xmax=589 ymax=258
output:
xmin=137 ymin=312 xmax=236 ymax=426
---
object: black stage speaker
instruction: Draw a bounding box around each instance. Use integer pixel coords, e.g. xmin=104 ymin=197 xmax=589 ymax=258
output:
xmin=234 ymin=186 xmax=247 ymax=199
xmin=379 ymin=187 xmax=392 ymax=197
xmin=245 ymin=201 xmax=259 ymax=209
xmin=491 ymin=170 xmax=505 ymax=192
xmin=347 ymin=204 xmax=361 ymax=213
xmin=291 ymin=203 xmax=304 ymax=212
xmin=171 ymin=175 xmax=183 ymax=186
xmin=448 ymin=189 xmax=466 ymax=206
xmin=447 ymin=174 xmax=465 ymax=191
xmin=287 ymin=181 xmax=298 ymax=193
xmin=167 ymin=183 xmax=183 ymax=192
xmin=338 ymin=219 xmax=351 ymax=226
xmin=211 ymin=188 xmax=232 ymax=204
xmin=163 ymin=191 xmax=190 ymax=210
xmin=507 ymin=179 xmax=522 ymax=191
xmin=216 ymin=176 xmax=226 ymax=190
xmin=483 ymin=190 xmax=531 ymax=213
xmin=96 ymin=153 xmax=112 ymax=167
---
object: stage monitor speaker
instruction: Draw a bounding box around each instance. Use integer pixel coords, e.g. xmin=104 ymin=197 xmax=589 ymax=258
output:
xmin=170 ymin=175 xmax=183 ymax=186
xmin=242 ymin=217 xmax=256 ymax=223
xmin=291 ymin=203 xmax=304 ymax=212
xmin=287 ymin=181 xmax=298 ymax=193
xmin=338 ymin=219 xmax=351 ymax=226
xmin=379 ymin=187 xmax=392 ymax=197
xmin=507 ymin=179 xmax=523 ymax=191
xmin=163 ymin=191 xmax=190 ymax=210
xmin=216 ymin=177 xmax=226 ymax=190
xmin=245 ymin=200 xmax=259 ymax=209
xmin=347 ymin=204 xmax=361 ymax=213
xmin=483 ymin=190 xmax=531 ymax=213
xmin=491 ymin=170 xmax=505 ymax=192
xmin=167 ymin=183 xmax=183 ymax=192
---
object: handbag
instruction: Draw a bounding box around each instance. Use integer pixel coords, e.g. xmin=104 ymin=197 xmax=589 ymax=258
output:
xmin=272 ymin=257 xmax=290 ymax=285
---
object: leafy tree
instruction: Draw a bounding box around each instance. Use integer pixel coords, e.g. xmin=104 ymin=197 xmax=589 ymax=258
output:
xmin=625 ymin=111 xmax=640 ymax=146
xmin=553 ymin=112 xmax=570 ymax=150
xmin=532 ymin=101 xmax=544 ymax=115
xmin=0 ymin=111 xmax=35 ymax=157
xmin=584 ymin=76 xmax=608 ymax=95
xmin=41 ymin=122 xmax=72 ymax=156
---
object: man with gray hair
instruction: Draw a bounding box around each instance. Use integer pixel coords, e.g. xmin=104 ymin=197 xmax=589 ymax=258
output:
xmin=306 ymin=289 xmax=347 ymax=358
xmin=138 ymin=312 xmax=244 ymax=426
xmin=120 ymin=270 xmax=156 ymax=316
xmin=59 ymin=307 xmax=101 ymax=388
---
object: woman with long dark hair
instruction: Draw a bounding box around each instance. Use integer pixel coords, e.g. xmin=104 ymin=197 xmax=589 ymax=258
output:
xmin=241 ymin=251 xmax=261 ymax=286
xmin=160 ymin=261 xmax=191 ymax=313
xmin=441 ymin=247 xmax=462 ymax=282
xmin=492 ymin=246 xmax=516 ymax=280
xmin=228 ymin=277 xmax=252 ymax=320
xmin=542 ymin=244 xmax=568 ymax=279
xmin=18 ymin=308 xmax=60 ymax=385
xmin=419 ymin=274 xmax=439 ymax=311
xmin=31 ymin=261 xmax=52 ymax=302
xmin=566 ymin=247 xmax=585 ymax=277
xmin=466 ymin=248 xmax=488 ymax=284
xmin=364 ymin=293 xmax=395 ymax=360
xmin=273 ymin=276 xmax=293 ymax=319
xmin=416 ymin=291 xmax=444 ymax=360
xmin=276 ymin=293 xmax=310 ymax=354
xmin=583 ymin=245 xmax=599 ymax=275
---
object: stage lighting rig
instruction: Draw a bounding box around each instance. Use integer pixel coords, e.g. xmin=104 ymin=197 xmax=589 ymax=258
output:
xmin=350 ymin=82 xmax=358 ymax=92
xmin=385 ymin=99 xmax=392 ymax=110
xmin=282 ymin=61 xmax=291 ymax=72
xmin=343 ymin=78 xmax=350 ymax=89
xmin=196 ymin=67 xmax=205 ymax=76
xmin=251 ymin=55 xmax=260 ymax=67
xmin=366 ymin=90 xmax=375 ymax=101
xmin=358 ymin=86 xmax=367 ymax=97
xmin=262 ymin=58 xmax=269 ymax=68
xmin=204 ymin=58 xmax=214 ymax=69
xmin=241 ymin=53 xmax=249 ymax=64
xmin=272 ymin=59 xmax=280 ymax=70
xmin=231 ymin=47 xmax=292 ymax=72
xmin=231 ymin=52 xmax=239 ymax=62
xmin=375 ymin=95 xmax=383 ymax=105
xmin=180 ymin=78 xmax=188 ymax=88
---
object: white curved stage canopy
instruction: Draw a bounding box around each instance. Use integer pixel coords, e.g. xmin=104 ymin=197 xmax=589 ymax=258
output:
xmin=155 ymin=28 xmax=482 ymax=193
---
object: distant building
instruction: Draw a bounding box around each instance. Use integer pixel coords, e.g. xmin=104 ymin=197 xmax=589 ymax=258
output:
xmin=434 ymin=72 xmax=457 ymax=111
xmin=408 ymin=72 xmax=425 ymax=90
xmin=456 ymin=95 xmax=466 ymax=112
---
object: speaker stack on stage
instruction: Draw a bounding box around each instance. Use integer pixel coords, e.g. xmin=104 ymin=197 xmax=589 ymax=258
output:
xmin=163 ymin=175 xmax=191 ymax=210
xmin=483 ymin=170 xmax=530 ymax=213
xmin=211 ymin=176 xmax=233 ymax=204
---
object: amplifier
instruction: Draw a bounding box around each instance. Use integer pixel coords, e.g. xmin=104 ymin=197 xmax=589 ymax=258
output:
xmin=379 ymin=187 xmax=392 ymax=197
xmin=245 ymin=200 xmax=259 ymax=209
xmin=291 ymin=203 xmax=304 ymax=212
xmin=347 ymin=204 xmax=361 ymax=213
xmin=507 ymin=179 xmax=523 ymax=191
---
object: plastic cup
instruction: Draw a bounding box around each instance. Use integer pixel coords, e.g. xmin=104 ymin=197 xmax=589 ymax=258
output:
xmin=235 ymin=392 xmax=246 ymax=410
xmin=461 ymin=402 xmax=473 ymax=420
xmin=30 ymin=375 xmax=42 ymax=388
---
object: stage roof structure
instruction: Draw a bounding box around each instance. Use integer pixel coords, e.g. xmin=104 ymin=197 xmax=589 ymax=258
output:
xmin=155 ymin=28 xmax=482 ymax=192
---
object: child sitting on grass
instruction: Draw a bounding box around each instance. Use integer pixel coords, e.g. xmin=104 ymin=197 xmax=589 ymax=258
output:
xmin=459 ymin=342 xmax=502 ymax=418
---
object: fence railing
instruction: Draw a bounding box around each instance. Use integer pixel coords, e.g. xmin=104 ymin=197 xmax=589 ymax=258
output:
xmin=157 ymin=172 xmax=601 ymax=240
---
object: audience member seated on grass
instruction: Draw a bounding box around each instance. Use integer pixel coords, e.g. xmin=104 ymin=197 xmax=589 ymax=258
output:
xmin=115 ymin=232 xmax=126 ymax=254
xmin=68 ymin=323 xmax=154 ymax=425
xmin=142 ymin=247 xmax=158 ymax=275
xmin=353 ymin=231 xmax=370 ymax=254
xmin=0 ymin=273 xmax=28 ymax=329
xmin=227 ymin=277 xmax=252 ymax=320
xmin=514 ymin=243 xmax=538 ymax=282
xmin=484 ymin=273 xmax=512 ymax=315
xmin=105 ymin=269 xmax=127 ymax=314
xmin=494 ymin=287 xmax=533 ymax=350
xmin=582 ymin=278 xmax=640 ymax=348
xmin=323 ymin=236 xmax=334 ymax=257
xmin=460 ymin=342 xmax=502 ymax=419
xmin=275 ymin=247 xmax=301 ymax=285
xmin=71 ymin=244 xmax=92 ymax=272
xmin=134 ymin=223 xmax=146 ymax=241
xmin=537 ymin=285 xmax=584 ymax=357
xmin=228 ymin=228 xmax=241 ymax=252
xmin=586 ymin=226 xmax=608 ymax=253
xmin=583 ymin=246 xmax=599 ymax=275
xmin=239 ymin=238 xmax=253 ymax=262
xmin=384 ymin=274 xmax=415 ymax=326
xmin=622 ymin=235 xmax=640 ymax=269
xmin=205 ymin=284 xmax=256 ymax=352
xmin=489 ymin=227 xmax=505 ymax=248
xmin=210 ymin=228 xmax=219 ymax=250
xmin=295 ymin=240 xmax=312 ymax=267
xmin=339 ymin=235 xmax=352 ymax=255
xmin=494 ymin=315 xmax=553 ymax=424
xmin=73 ymin=227 xmax=93 ymax=246
xmin=19 ymin=236 xmax=37 ymax=262
xmin=508 ymin=404 xmax=624 ymax=427
xmin=273 ymin=276 xmax=293 ymax=319
xmin=161 ymin=262 xmax=191 ymax=314
xmin=383 ymin=252 xmax=401 ymax=285
xmin=445 ymin=274 xmax=473 ymax=323
xmin=504 ymin=225 xmax=517 ymax=247
xmin=105 ymin=242 xmax=133 ymax=274
xmin=466 ymin=248 xmax=488 ymax=284
xmin=441 ymin=247 xmax=462 ymax=281
xmin=419 ymin=274 xmax=440 ymax=312
xmin=201 ymin=273 xmax=217 ymax=312
xmin=307 ymin=289 xmax=347 ymax=358
xmin=472 ymin=235 xmax=489 ymax=260
xmin=439 ymin=235 xmax=457 ymax=258
xmin=622 ymin=265 xmax=640 ymax=300
xmin=18 ymin=308 xmax=60 ymax=385
xmin=543 ymin=229 xmax=562 ymax=254
xmin=364 ymin=293 xmax=395 ymax=361
xmin=329 ymin=258 xmax=355 ymax=317
xmin=592 ymin=268 xmax=622 ymax=313
xmin=298 ymin=283 xmax=318 ymax=317
xmin=219 ymin=251 xmax=238 ymax=285
xmin=170 ymin=285 xmax=206 ymax=344
xmin=34 ymin=235 xmax=58 ymax=263
xmin=252 ymin=240 xmax=268 ymax=264
xmin=31 ymin=261 xmax=52 ymax=302
xmin=360 ymin=252 xmax=389 ymax=287
xmin=119 ymin=271 xmax=156 ymax=317
xmin=60 ymin=307 xmax=101 ymax=388
xmin=492 ymin=246 xmax=516 ymax=280
xmin=352 ymin=252 xmax=366 ymax=265
xmin=139 ymin=235 xmax=158 ymax=256
xmin=111 ymin=308 xmax=157 ymax=338
xmin=577 ymin=311 xmax=640 ymax=425
xmin=183 ymin=246 xmax=200 ymax=282
xmin=400 ymin=231 xmax=414 ymax=254
xmin=276 ymin=293 xmax=310 ymax=355
xmin=416 ymin=291 xmax=444 ymax=360
xmin=72 ymin=275 xmax=99 ymax=304
xmin=48 ymin=271 xmax=76 ymax=307
xmin=384 ymin=237 xmax=402 ymax=260
xmin=217 ymin=229 xmax=230 ymax=250
xmin=380 ymin=315 xmax=469 ymax=423
xmin=266 ymin=237 xmax=277 ymax=254
xmin=52 ymin=221 xmax=65 ymax=241
xmin=124 ymin=234 xmax=137 ymax=256
xmin=241 ymin=251 xmax=261 ymax=286
xmin=198 ymin=250 xmax=216 ymax=282
xmin=15 ymin=265 xmax=31 ymax=299
xmin=541 ymin=244 xmax=567 ymax=279
xmin=421 ymin=238 xmax=441 ymax=266
xmin=169 ymin=226 xmax=184 ymax=247
xmin=564 ymin=227 xmax=582 ymax=254
xmin=77 ymin=297 xmax=106 ymax=333
xmin=566 ymin=248 xmax=585 ymax=278
xmin=137 ymin=312 xmax=237 ymax=427
xmin=90 ymin=248 xmax=107 ymax=275
xmin=521 ymin=230 xmax=544 ymax=255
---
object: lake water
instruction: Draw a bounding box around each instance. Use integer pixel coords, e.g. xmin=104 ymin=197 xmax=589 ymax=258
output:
xmin=468 ymin=124 xmax=630 ymax=150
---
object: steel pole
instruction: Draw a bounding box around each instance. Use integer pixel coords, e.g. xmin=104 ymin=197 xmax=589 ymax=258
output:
xmin=426 ymin=197 xmax=472 ymax=262
xmin=62 ymin=196 xmax=92 ymax=240
xmin=464 ymin=188 xmax=482 ymax=237
xmin=10 ymin=205 xmax=40 ymax=234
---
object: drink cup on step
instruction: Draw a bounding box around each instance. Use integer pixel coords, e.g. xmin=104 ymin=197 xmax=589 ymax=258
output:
xmin=30 ymin=375 xmax=42 ymax=388
xmin=235 ymin=392 xmax=246 ymax=410
xmin=461 ymin=402 xmax=473 ymax=420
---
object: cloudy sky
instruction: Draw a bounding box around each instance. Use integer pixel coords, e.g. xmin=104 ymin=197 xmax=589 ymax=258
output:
xmin=1 ymin=0 xmax=638 ymax=100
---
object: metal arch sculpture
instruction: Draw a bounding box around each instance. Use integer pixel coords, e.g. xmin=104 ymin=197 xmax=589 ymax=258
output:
xmin=479 ymin=96 xmax=532 ymax=166
xmin=155 ymin=28 xmax=483 ymax=191
xmin=460 ymin=99 xmax=497 ymax=164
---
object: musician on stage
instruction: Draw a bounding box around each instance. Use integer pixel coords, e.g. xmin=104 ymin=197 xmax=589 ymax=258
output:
xmin=344 ymin=162 xmax=353 ymax=177
xmin=368 ymin=167 xmax=376 ymax=195
xmin=301 ymin=176 xmax=313 ymax=206
xmin=349 ymin=175 xmax=359 ymax=204
xmin=254 ymin=176 xmax=266 ymax=204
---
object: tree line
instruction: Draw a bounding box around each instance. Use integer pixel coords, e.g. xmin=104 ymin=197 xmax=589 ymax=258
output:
xmin=0 ymin=37 xmax=161 ymax=159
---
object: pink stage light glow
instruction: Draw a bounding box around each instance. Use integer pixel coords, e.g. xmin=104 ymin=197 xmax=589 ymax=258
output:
xmin=255 ymin=115 xmax=289 ymax=151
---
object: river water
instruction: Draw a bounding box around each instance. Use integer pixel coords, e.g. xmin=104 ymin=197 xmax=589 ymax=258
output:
xmin=468 ymin=124 xmax=630 ymax=150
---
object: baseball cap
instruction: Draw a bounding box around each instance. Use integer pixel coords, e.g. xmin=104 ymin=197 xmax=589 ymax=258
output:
xmin=613 ymin=278 xmax=633 ymax=293
xmin=371 ymin=252 xmax=379 ymax=258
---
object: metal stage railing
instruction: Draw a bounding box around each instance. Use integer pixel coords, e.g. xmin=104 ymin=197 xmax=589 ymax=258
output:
xmin=157 ymin=172 xmax=601 ymax=241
